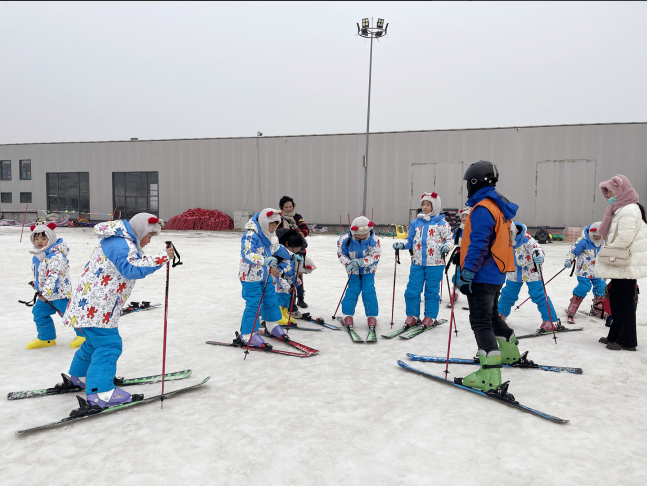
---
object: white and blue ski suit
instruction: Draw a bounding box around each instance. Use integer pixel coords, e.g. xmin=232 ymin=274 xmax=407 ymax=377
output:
xmin=497 ymin=222 xmax=558 ymax=322
xmin=239 ymin=214 xmax=293 ymax=334
xmin=402 ymin=214 xmax=454 ymax=319
xmin=567 ymin=224 xmax=606 ymax=298
xmin=64 ymin=220 xmax=169 ymax=394
xmin=275 ymin=258 xmax=299 ymax=309
xmin=31 ymin=239 xmax=81 ymax=340
xmin=337 ymin=231 xmax=381 ymax=317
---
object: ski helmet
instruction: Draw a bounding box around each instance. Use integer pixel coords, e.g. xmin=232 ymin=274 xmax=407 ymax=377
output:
xmin=463 ymin=160 xmax=499 ymax=197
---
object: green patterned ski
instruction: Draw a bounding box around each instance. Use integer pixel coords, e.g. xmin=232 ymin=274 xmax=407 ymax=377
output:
xmin=381 ymin=319 xmax=421 ymax=339
xmin=366 ymin=328 xmax=377 ymax=342
xmin=336 ymin=317 xmax=364 ymax=342
xmin=7 ymin=370 xmax=193 ymax=401
xmin=399 ymin=319 xmax=447 ymax=340
xmin=16 ymin=377 xmax=210 ymax=434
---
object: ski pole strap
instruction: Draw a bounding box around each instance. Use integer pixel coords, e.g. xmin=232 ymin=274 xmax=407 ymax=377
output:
xmin=570 ymin=260 xmax=576 ymax=277
xmin=18 ymin=292 xmax=38 ymax=307
xmin=165 ymin=241 xmax=183 ymax=268
xmin=395 ymin=249 xmax=400 ymax=264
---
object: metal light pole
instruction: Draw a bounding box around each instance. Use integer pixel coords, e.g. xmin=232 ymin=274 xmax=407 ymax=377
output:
xmin=357 ymin=18 xmax=388 ymax=216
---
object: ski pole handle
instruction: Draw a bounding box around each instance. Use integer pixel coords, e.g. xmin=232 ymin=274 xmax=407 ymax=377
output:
xmin=26 ymin=281 xmax=64 ymax=317
xmin=570 ymin=259 xmax=576 ymax=277
xmin=165 ymin=241 xmax=183 ymax=268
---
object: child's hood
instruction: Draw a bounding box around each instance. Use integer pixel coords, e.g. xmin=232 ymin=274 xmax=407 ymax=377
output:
xmin=46 ymin=239 xmax=69 ymax=257
xmin=94 ymin=220 xmax=137 ymax=244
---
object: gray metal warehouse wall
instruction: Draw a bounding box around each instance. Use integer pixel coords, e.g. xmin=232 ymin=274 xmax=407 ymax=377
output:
xmin=1 ymin=122 xmax=645 ymax=227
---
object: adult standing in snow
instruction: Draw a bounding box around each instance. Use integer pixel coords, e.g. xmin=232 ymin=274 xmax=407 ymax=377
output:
xmin=596 ymin=175 xmax=647 ymax=351
xmin=455 ymin=161 xmax=520 ymax=393
xmin=278 ymin=196 xmax=310 ymax=309
xmin=59 ymin=214 xmax=173 ymax=416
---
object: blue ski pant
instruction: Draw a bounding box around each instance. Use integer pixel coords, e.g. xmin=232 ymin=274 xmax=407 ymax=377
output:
xmin=498 ymin=280 xmax=558 ymax=322
xmin=404 ymin=265 xmax=444 ymax=319
xmin=573 ymin=276 xmax=606 ymax=298
xmin=276 ymin=292 xmax=292 ymax=309
xmin=342 ymin=273 xmax=378 ymax=317
xmin=69 ymin=327 xmax=122 ymax=394
xmin=240 ymin=280 xmax=282 ymax=334
xmin=32 ymin=298 xmax=82 ymax=341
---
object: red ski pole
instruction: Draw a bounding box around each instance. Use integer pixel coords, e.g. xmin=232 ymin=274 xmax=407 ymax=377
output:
xmin=332 ymin=275 xmax=351 ymax=321
xmin=19 ymin=202 xmax=29 ymax=243
xmin=534 ymin=250 xmax=557 ymax=344
xmin=244 ymin=270 xmax=271 ymax=360
xmin=160 ymin=241 xmax=172 ymax=408
xmin=444 ymin=249 xmax=460 ymax=378
xmin=443 ymin=257 xmax=458 ymax=335
xmin=514 ymin=266 xmax=568 ymax=311
xmin=390 ymin=249 xmax=400 ymax=329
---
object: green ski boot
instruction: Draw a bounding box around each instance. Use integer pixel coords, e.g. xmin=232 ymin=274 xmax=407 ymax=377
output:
xmin=496 ymin=332 xmax=521 ymax=365
xmin=455 ymin=349 xmax=503 ymax=392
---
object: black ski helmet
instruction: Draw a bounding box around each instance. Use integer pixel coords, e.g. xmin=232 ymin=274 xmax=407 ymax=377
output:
xmin=463 ymin=160 xmax=499 ymax=197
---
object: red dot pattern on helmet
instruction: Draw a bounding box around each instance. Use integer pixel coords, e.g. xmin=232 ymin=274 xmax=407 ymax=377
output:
xmin=368 ymin=222 xmax=374 ymax=227
xmin=30 ymin=225 xmax=36 ymax=231
xmin=590 ymin=228 xmax=597 ymax=232
xmin=148 ymin=217 xmax=159 ymax=224
xmin=431 ymin=192 xmax=438 ymax=198
xmin=351 ymin=226 xmax=359 ymax=231
xmin=47 ymin=222 xmax=57 ymax=230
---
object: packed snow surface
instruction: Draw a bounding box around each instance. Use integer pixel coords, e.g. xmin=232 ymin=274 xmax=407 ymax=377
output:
xmin=1 ymin=227 xmax=646 ymax=485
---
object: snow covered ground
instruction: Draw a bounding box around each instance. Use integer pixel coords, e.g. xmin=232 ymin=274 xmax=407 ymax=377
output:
xmin=1 ymin=226 xmax=647 ymax=485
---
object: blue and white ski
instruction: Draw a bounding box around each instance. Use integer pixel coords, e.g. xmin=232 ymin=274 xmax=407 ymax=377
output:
xmin=397 ymin=361 xmax=568 ymax=423
xmin=406 ymin=353 xmax=583 ymax=375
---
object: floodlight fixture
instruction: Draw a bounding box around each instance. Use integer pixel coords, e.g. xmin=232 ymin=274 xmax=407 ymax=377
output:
xmin=376 ymin=18 xmax=384 ymax=29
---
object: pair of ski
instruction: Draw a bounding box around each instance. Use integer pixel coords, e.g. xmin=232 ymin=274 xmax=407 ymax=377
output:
xmin=399 ymin=353 xmax=576 ymax=423
xmin=335 ymin=316 xmax=377 ymax=343
xmin=516 ymin=325 xmax=583 ymax=340
xmin=10 ymin=370 xmax=209 ymax=433
xmin=381 ymin=319 xmax=447 ymax=340
xmin=206 ymin=330 xmax=319 ymax=358
xmin=120 ymin=302 xmax=161 ymax=316
xmin=275 ymin=313 xmax=341 ymax=332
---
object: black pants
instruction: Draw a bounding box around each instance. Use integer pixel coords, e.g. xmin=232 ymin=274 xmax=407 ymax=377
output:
xmin=297 ymin=275 xmax=305 ymax=300
xmin=465 ymin=283 xmax=513 ymax=352
xmin=607 ymin=279 xmax=638 ymax=347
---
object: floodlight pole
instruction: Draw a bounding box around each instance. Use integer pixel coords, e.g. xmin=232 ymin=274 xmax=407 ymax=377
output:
xmin=363 ymin=28 xmax=374 ymax=217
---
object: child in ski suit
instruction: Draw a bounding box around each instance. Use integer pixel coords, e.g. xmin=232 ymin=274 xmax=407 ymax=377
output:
xmin=61 ymin=214 xmax=172 ymax=415
xmin=27 ymin=222 xmax=83 ymax=349
xmin=237 ymin=209 xmax=303 ymax=348
xmin=337 ymin=216 xmax=381 ymax=331
xmin=497 ymin=222 xmax=561 ymax=332
xmin=275 ymin=228 xmax=310 ymax=324
xmin=393 ymin=192 xmax=453 ymax=328
xmin=564 ymin=222 xmax=606 ymax=323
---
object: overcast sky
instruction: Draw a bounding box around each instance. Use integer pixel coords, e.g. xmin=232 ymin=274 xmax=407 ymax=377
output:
xmin=1 ymin=1 xmax=645 ymax=144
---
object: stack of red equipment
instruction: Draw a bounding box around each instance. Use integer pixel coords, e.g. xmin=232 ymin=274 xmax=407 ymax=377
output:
xmin=164 ymin=208 xmax=234 ymax=231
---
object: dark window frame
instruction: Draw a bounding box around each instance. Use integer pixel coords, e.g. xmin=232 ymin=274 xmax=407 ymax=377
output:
xmin=46 ymin=172 xmax=90 ymax=213
xmin=1 ymin=192 xmax=12 ymax=203
xmin=1 ymin=160 xmax=10 ymax=180
xmin=20 ymin=192 xmax=32 ymax=204
xmin=19 ymin=159 xmax=31 ymax=180
xmin=112 ymin=171 xmax=159 ymax=220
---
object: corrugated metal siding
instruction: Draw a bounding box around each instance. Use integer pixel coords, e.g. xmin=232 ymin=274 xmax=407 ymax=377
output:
xmin=1 ymin=123 xmax=645 ymax=228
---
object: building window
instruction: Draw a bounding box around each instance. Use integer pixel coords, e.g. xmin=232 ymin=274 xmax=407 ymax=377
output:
xmin=20 ymin=192 xmax=32 ymax=204
xmin=1 ymin=161 xmax=10 ymax=180
xmin=46 ymin=172 xmax=90 ymax=213
xmin=1 ymin=192 xmax=12 ymax=203
xmin=20 ymin=160 xmax=31 ymax=180
xmin=112 ymin=172 xmax=158 ymax=220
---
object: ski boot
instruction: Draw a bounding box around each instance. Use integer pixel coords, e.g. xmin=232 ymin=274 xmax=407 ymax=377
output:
xmin=26 ymin=338 xmax=56 ymax=349
xmin=343 ymin=316 xmax=354 ymax=330
xmin=233 ymin=331 xmax=273 ymax=350
xmin=495 ymin=332 xmax=522 ymax=365
xmin=297 ymin=298 xmax=308 ymax=309
xmin=277 ymin=306 xmax=296 ymax=325
xmin=367 ymin=316 xmax=377 ymax=332
xmin=455 ymin=350 xmax=504 ymax=392
xmin=420 ymin=316 xmax=436 ymax=328
xmin=53 ymin=373 xmax=86 ymax=393
xmin=140 ymin=301 xmax=151 ymax=309
xmin=540 ymin=318 xmax=565 ymax=332
xmin=69 ymin=336 xmax=86 ymax=349
xmin=404 ymin=316 xmax=418 ymax=329
xmin=498 ymin=313 xmax=507 ymax=322
xmin=70 ymin=388 xmax=138 ymax=418
xmin=590 ymin=296 xmax=605 ymax=319
xmin=566 ymin=295 xmax=584 ymax=324
xmin=264 ymin=321 xmax=290 ymax=344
